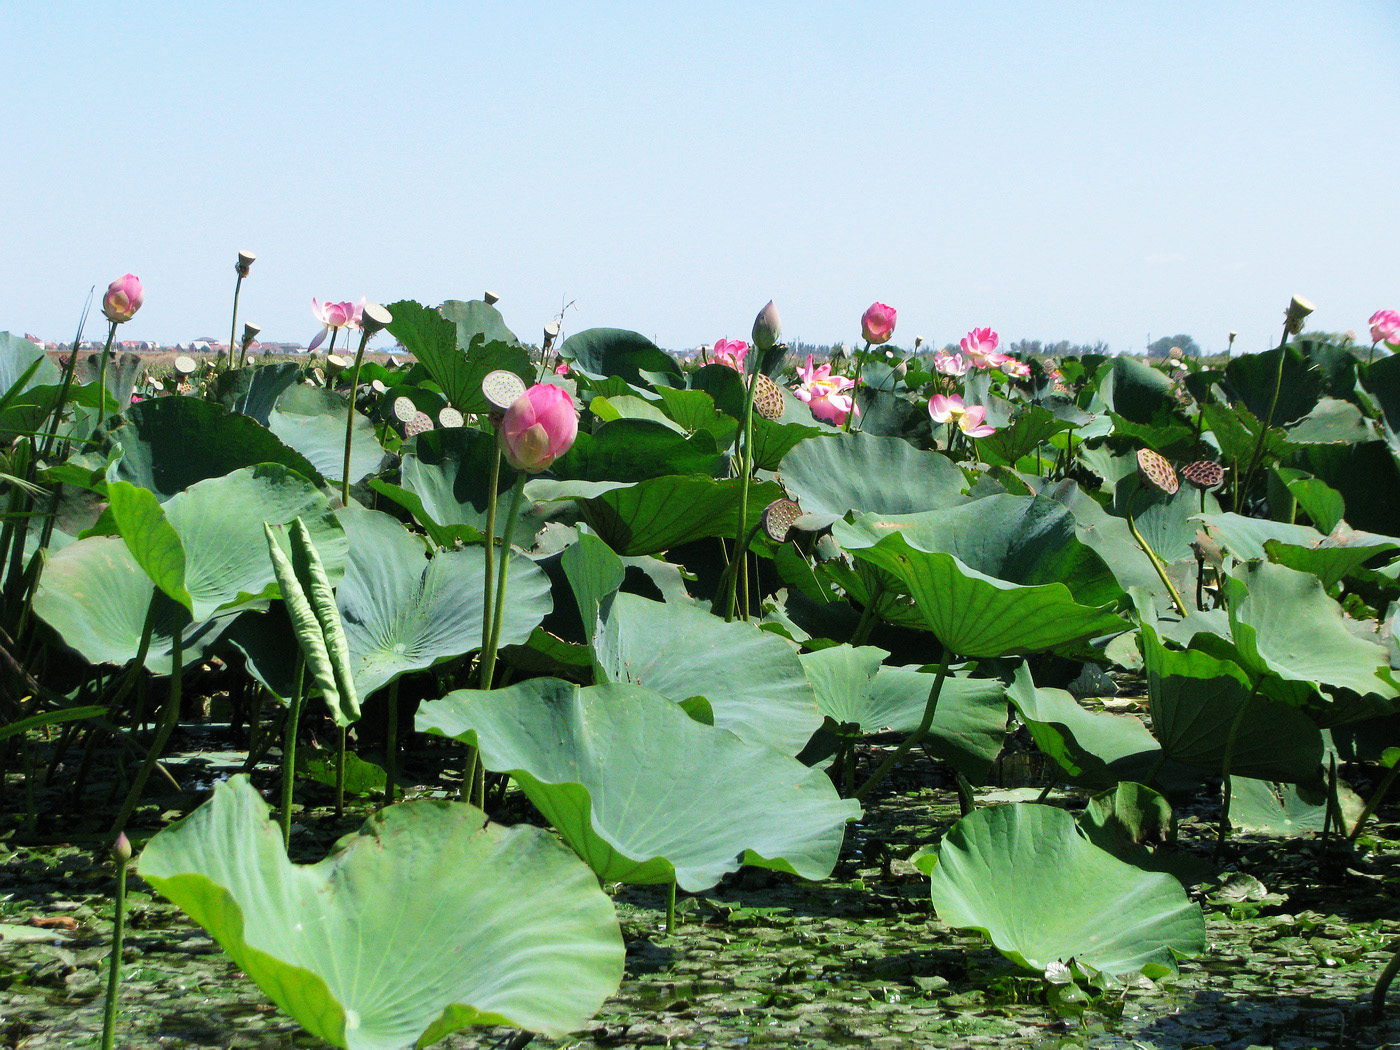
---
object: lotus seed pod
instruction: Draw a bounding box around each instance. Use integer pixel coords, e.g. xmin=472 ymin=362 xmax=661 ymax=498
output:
xmin=359 ymin=303 xmax=393 ymax=336
xmin=370 ymin=379 xmax=387 ymax=395
xmin=438 ymin=406 xmax=465 ymax=428
xmin=1168 ymin=345 xmax=1184 ymax=361
xmin=309 ymin=367 xmax=325 ymax=386
xmin=1284 ymin=295 xmax=1315 ymax=335
xmin=241 ymin=322 xmax=261 ymax=344
xmin=1181 ymin=460 xmax=1224 ymax=490
xmin=235 ymin=250 xmax=256 ymax=277
xmin=173 ymin=355 xmax=196 ymax=376
xmin=482 ymin=369 xmax=527 ymax=413
xmin=325 ymin=354 xmax=349 ymax=375
xmin=1136 ymin=448 xmax=1179 ymax=495
xmin=753 ymin=373 xmax=785 ymax=421
xmin=762 ymin=499 xmax=802 ymax=543
xmin=483 ymin=290 xmax=500 ymax=306
xmin=404 ymin=411 xmax=435 ymax=438
xmin=543 ymin=318 xmax=561 ymax=348
xmin=392 ymin=397 xmax=418 ymax=423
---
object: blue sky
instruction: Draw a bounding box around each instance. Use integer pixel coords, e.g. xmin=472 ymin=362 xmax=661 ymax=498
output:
xmin=6 ymin=1 xmax=1398 ymax=355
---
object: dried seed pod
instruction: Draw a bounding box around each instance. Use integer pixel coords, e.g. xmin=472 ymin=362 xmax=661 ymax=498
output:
xmin=1181 ymin=460 xmax=1224 ymax=490
xmin=391 ymin=397 xmax=418 ymax=423
xmin=309 ymin=367 xmax=326 ymax=386
xmin=1168 ymin=345 xmax=1184 ymax=361
xmin=438 ymin=406 xmax=465 ymax=429
xmin=752 ymin=373 xmax=785 ymax=421
xmin=761 ymin=499 xmax=802 ymax=543
xmin=404 ymin=411 xmax=435 ymax=438
xmin=1136 ymin=449 xmax=1179 ymax=495
xmin=482 ymin=369 xmax=527 ymax=413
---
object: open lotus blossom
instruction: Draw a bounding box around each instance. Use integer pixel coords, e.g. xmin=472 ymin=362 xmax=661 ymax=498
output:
xmin=554 ymin=360 xmax=570 ymax=376
xmin=959 ymin=327 xmax=1003 ymax=369
xmin=499 ymin=383 xmax=578 ymax=472
xmin=861 ymin=302 xmax=897 ymax=345
xmin=928 ymin=393 xmax=996 ymax=438
xmin=997 ymin=356 xmax=1031 ymax=378
xmin=102 ymin=274 xmax=144 ymax=324
xmin=711 ymin=338 xmax=749 ymax=372
xmin=308 ymin=298 xmax=364 ymax=352
xmin=793 ymin=354 xmax=859 ymax=426
xmin=932 ymin=350 xmax=969 ymax=377
xmin=1370 ymin=309 xmax=1400 ymax=347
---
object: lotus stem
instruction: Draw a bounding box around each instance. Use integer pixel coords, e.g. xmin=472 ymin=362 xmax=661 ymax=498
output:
xmin=1349 ymin=762 xmax=1400 ymax=842
xmin=110 ymin=618 xmax=184 ymax=835
xmin=1215 ymin=675 xmax=1262 ymax=854
xmin=666 ymin=876 xmax=677 ymax=934
xmin=478 ymin=473 xmax=527 ymax=691
xmin=713 ymin=518 xmax=764 ymax=621
xmin=341 ymin=327 xmax=373 ymax=507
xmin=845 ymin=341 xmax=870 ymax=433
xmin=227 ymin=271 xmax=245 ymax=372
xmin=849 ymin=581 xmax=886 ymax=646
xmin=281 ymin=656 xmax=305 ymax=848
xmin=1237 ymin=319 xmax=1294 ymax=510
xmin=1373 ymin=941 xmax=1400 ymax=1021
xmin=725 ymin=368 xmax=760 ymax=621
xmin=100 ymin=833 xmax=131 ymax=1050
xmin=94 ymin=320 xmax=118 ymax=435
xmin=855 ymin=647 xmax=954 ymax=801
xmin=334 ymin=724 xmax=347 ymax=819
xmin=383 ymin=678 xmax=399 ymax=806
xmin=1125 ymin=489 xmax=1187 ymax=617
xmin=480 ymin=445 xmax=503 ymax=668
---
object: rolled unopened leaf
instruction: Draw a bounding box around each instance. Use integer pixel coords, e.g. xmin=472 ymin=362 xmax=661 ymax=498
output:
xmin=264 ymin=522 xmax=341 ymax=719
xmin=289 ymin=518 xmax=359 ymax=724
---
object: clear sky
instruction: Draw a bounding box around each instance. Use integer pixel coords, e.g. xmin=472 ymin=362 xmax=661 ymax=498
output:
xmin=6 ymin=1 xmax=1398 ymax=356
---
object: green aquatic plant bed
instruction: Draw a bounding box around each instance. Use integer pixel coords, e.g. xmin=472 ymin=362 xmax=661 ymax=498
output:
xmin=3 ymin=776 xmax=1398 ymax=1050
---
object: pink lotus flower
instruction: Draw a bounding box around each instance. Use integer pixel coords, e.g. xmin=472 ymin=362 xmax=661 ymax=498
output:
xmin=102 ymin=274 xmax=144 ymax=324
xmin=500 ymin=383 xmax=578 ymax=472
xmin=928 ymin=393 xmax=996 ymax=438
xmin=712 ymin=338 xmax=749 ymax=372
xmin=793 ymin=354 xmax=859 ymax=426
xmin=997 ymin=356 xmax=1031 ymax=378
xmin=308 ymin=297 xmax=365 ymax=352
xmin=959 ymin=328 xmax=1001 ymax=369
xmin=933 ymin=350 xmax=969 ymax=377
xmin=554 ymin=360 xmax=570 ymax=376
xmin=861 ymin=303 xmax=897 ymax=345
xmin=1370 ymin=309 xmax=1400 ymax=347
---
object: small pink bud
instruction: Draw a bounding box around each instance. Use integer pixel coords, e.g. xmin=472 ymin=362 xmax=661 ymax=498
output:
xmin=113 ymin=832 xmax=132 ymax=864
xmin=861 ymin=302 xmax=896 ymax=345
xmin=499 ymin=384 xmax=578 ymax=472
xmin=102 ymin=274 xmax=144 ymax=324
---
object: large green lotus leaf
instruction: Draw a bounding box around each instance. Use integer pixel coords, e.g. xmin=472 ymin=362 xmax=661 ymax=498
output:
xmin=1095 ymin=355 xmax=1178 ymax=425
xmin=1113 ymin=474 xmax=1216 ymax=565
xmin=554 ymin=419 xmax=724 ymax=481
xmin=980 ymin=404 xmax=1076 ymax=466
xmin=139 ymin=775 xmax=623 ymax=1047
xmin=1141 ymin=623 xmax=1323 ymax=782
xmin=33 ymin=538 xmax=235 ymax=674
xmin=1042 ymin=480 xmax=1173 ymax=597
xmin=589 ymin=393 xmax=686 ymax=432
xmin=336 ymin=506 xmax=551 ymax=698
xmin=1293 ymin=441 xmax=1400 ymax=535
xmin=0 ymin=331 xmax=59 ymax=394
xmin=390 ymin=428 xmax=533 ymax=548
xmin=109 ymin=396 xmax=322 ymax=500
xmin=1286 ymin=396 xmax=1376 ymax=445
xmin=561 ymin=528 xmax=625 ymax=645
xmin=266 ymin=384 xmax=385 ymax=484
xmin=798 ymin=645 xmax=1006 ymax=781
xmin=650 ymin=385 xmax=739 ymax=447
xmin=915 ymin=803 xmax=1205 ymax=983
xmin=778 ymin=431 xmax=967 ymax=528
xmin=833 ymin=501 xmax=1127 ymax=657
xmin=594 ymin=592 xmax=822 ymax=755
xmin=387 ymin=300 xmax=532 ymax=414
xmin=213 ymin=362 xmax=302 ymax=424
xmin=1005 ymin=663 xmax=1160 ymax=786
xmin=1225 ymin=776 xmax=1364 ymax=835
xmin=1200 ymin=401 xmax=1294 ymax=470
xmin=1226 ymin=561 xmax=1395 ymax=698
xmin=161 ymin=465 xmax=347 ymax=620
xmin=1226 ymin=343 xmax=1320 ymax=425
xmin=579 ymin=475 xmax=783 ymax=557
xmin=107 ymin=480 xmax=192 ymax=611
xmin=560 ymin=328 xmax=681 ymax=386
xmin=416 ymin=680 xmax=860 ymax=891
xmin=684 ymin=364 xmax=825 ymax=469
xmin=1198 ymin=512 xmax=1397 ymax=590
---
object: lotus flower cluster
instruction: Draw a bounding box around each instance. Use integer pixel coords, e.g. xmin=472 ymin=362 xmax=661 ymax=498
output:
xmin=935 ymin=328 xmax=1029 ymax=378
xmin=309 ymin=298 xmax=365 ymax=351
xmin=793 ymin=354 xmax=859 ymax=426
xmin=928 ymin=394 xmax=996 ymax=437
xmin=499 ymin=383 xmax=578 ymax=473
xmin=102 ymin=274 xmax=144 ymax=324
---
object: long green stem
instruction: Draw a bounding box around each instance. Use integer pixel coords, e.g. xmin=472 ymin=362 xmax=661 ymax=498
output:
xmin=849 ymin=581 xmax=886 ymax=646
xmin=480 ymin=445 xmax=503 ymax=673
xmin=725 ymin=370 xmax=760 ymax=621
xmin=334 ymin=723 xmax=347 ymax=819
xmin=281 ymin=657 xmax=305 ymax=849
xmin=1215 ymin=675 xmax=1263 ymax=853
xmin=1372 ymin=942 xmax=1400 ymax=1021
xmin=855 ymin=647 xmax=954 ymax=800
xmin=845 ymin=341 xmax=870 ymax=433
xmin=94 ymin=320 xmax=118 ymax=435
xmin=341 ymin=327 xmax=372 ymax=507
xmin=713 ymin=519 xmax=764 ymax=621
xmin=109 ymin=620 xmax=184 ymax=835
xmin=100 ymin=839 xmax=129 ymax=1050
xmin=665 ymin=877 xmax=677 ymax=934
xmin=227 ymin=272 xmax=245 ymax=372
xmin=1237 ymin=321 xmax=1293 ymax=510
xmin=1126 ymin=511 xmax=1187 ymax=616
xmin=1349 ymin=763 xmax=1400 ymax=842
xmin=383 ymin=678 xmax=399 ymax=806
xmin=478 ymin=474 xmax=527 ymax=690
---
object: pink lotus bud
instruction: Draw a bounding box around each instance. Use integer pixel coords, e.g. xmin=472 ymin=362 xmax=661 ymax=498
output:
xmin=861 ymin=302 xmax=897 ymax=345
xmin=499 ymin=383 xmax=578 ymax=473
xmin=102 ymin=274 xmax=144 ymax=324
xmin=113 ymin=832 xmax=132 ymax=864
xmin=751 ymin=300 xmax=781 ymax=352
xmin=1369 ymin=309 xmax=1400 ymax=347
